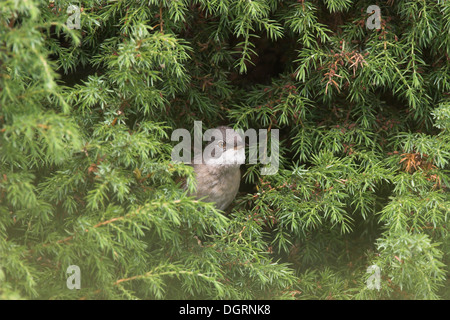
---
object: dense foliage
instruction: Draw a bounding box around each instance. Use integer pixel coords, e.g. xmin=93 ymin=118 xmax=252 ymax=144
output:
xmin=1 ymin=0 xmax=449 ymax=299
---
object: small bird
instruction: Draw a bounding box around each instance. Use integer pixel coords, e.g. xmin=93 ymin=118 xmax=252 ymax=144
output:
xmin=188 ymin=126 xmax=245 ymax=211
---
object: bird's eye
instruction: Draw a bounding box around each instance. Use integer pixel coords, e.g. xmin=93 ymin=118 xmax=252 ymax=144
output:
xmin=218 ymin=141 xmax=225 ymax=149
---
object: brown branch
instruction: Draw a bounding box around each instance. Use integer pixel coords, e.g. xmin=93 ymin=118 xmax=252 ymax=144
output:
xmin=8 ymin=16 xmax=16 ymax=28
xmin=114 ymin=273 xmax=147 ymax=285
xmin=159 ymin=5 xmax=164 ymax=33
xmin=37 ymin=212 xmax=133 ymax=251
xmin=93 ymin=216 xmax=126 ymax=229
xmin=32 ymin=200 xmax=187 ymax=252
xmin=39 ymin=216 xmax=127 ymax=249
xmin=113 ymin=270 xmax=208 ymax=286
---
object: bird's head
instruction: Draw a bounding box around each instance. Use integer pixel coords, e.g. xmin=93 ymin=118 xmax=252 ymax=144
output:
xmin=202 ymin=126 xmax=245 ymax=167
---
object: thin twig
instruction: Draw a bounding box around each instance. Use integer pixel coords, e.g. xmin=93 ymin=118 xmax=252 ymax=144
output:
xmin=159 ymin=5 xmax=164 ymax=33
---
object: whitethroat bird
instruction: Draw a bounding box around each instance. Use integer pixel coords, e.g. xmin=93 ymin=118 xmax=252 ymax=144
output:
xmin=188 ymin=126 xmax=245 ymax=211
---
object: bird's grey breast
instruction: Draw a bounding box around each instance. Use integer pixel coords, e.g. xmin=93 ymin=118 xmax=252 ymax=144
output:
xmin=191 ymin=163 xmax=241 ymax=210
